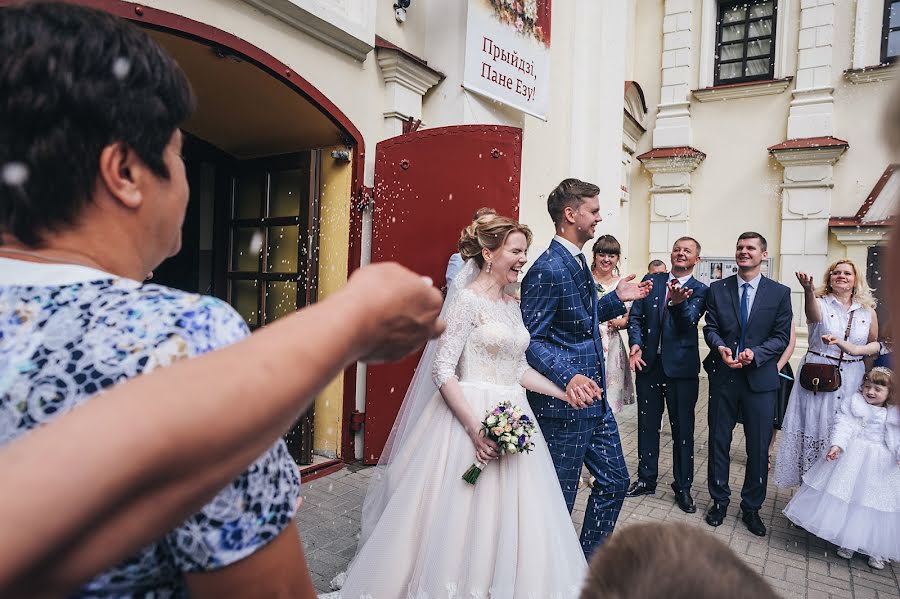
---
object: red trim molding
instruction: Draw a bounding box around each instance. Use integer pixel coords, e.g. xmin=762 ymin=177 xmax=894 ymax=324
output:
xmin=299 ymin=459 xmax=344 ymax=483
xmin=829 ymin=164 xmax=898 ymax=228
xmin=636 ymin=146 xmax=706 ymax=161
xmin=767 ymin=136 xmax=848 ymax=152
xmin=624 ymin=81 xmax=648 ymax=115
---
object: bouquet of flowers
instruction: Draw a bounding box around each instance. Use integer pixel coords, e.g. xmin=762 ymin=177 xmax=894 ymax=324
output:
xmin=462 ymin=401 xmax=537 ymax=484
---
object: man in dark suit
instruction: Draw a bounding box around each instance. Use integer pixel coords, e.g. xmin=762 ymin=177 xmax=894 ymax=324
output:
xmin=703 ymin=232 xmax=792 ymax=537
xmin=626 ymin=237 xmax=708 ymax=513
xmin=521 ymin=178 xmax=652 ymax=557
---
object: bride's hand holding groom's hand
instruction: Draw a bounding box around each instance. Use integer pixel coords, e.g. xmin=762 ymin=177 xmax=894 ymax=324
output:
xmin=565 ymin=374 xmax=602 ymax=409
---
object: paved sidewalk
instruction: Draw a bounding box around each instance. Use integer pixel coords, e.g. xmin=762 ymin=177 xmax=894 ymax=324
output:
xmin=296 ymin=379 xmax=900 ymax=598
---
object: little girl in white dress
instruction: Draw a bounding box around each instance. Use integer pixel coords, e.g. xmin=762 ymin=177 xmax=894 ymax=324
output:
xmin=783 ymin=367 xmax=900 ymax=570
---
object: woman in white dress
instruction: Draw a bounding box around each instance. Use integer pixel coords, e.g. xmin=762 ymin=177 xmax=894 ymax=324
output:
xmin=330 ymin=215 xmax=587 ymax=599
xmin=589 ymin=235 xmax=635 ymax=414
xmin=774 ymin=260 xmax=878 ymax=488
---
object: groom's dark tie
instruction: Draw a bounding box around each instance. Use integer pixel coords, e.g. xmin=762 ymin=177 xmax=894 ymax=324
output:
xmin=577 ymin=253 xmax=591 ymax=284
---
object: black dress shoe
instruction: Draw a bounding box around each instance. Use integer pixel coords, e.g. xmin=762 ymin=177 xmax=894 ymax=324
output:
xmin=705 ymin=502 xmax=727 ymax=527
xmin=741 ymin=510 xmax=767 ymax=537
xmin=625 ymin=480 xmax=656 ymax=498
xmin=673 ymin=489 xmax=696 ymax=513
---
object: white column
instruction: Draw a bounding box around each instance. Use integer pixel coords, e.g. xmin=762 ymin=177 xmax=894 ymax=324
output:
xmin=777 ymin=0 xmax=840 ymax=323
xmin=789 ymin=0 xmax=836 ymax=138
xmin=652 ymin=0 xmax=694 ymax=148
xmin=642 ymin=0 xmax=699 ymax=263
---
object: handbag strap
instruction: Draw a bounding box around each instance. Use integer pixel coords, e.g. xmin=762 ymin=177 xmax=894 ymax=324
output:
xmin=837 ymin=309 xmax=855 ymax=364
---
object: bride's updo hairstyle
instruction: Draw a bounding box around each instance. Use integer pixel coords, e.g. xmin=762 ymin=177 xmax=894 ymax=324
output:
xmin=458 ymin=213 xmax=533 ymax=268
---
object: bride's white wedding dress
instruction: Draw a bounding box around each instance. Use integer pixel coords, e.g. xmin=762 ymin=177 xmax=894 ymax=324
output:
xmin=327 ymin=282 xmax=587 ymax=599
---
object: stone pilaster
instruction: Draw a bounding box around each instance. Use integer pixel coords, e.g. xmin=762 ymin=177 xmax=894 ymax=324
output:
xmin=774 ymin=0 xmax=841 ymax=324
xmin=770 ymin=138 xmax=847 ymax=323
xmin=653 ymin=0 xmax=695 ymax=148
xmin=637 ymin=147 xmax=706 ymax=263
xmin=375 ymin=41 xmax=443 ymax=138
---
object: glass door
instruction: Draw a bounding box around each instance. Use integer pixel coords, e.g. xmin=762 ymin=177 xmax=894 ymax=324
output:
xmin=227 ymin=151 xmax=321 ymax=464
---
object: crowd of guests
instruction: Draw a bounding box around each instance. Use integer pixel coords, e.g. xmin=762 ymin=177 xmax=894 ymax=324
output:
xmin=1 ymin=2 xmax=898 ymax=598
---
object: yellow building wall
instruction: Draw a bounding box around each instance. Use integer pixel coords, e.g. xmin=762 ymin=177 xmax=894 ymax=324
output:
xmin=312 ymin=146 xmax=353 ymax=457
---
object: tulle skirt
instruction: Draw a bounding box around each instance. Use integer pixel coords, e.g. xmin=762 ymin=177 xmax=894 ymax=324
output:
xmin=333 ymin=381 xmax=587 ymax=599
xmin=783 ymin=438 xmax=900 ymax=560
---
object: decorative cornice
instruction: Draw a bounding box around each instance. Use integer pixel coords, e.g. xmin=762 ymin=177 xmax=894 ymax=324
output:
xmin=243 ymin=0 xmax=375 ymax=62
xmin=692 ymin=77 xmax=793 ymax=103
xmin=830 ymin=226 xmax=891 ymax=247
xmin=637 ymin=146 xmax=706 ymax=174
xmin=376 ymin=46 xmax=443 ymax=96
xmin=844 ymin=63 xmax=899 ymax=84
xmin=768 ymin=136 xmax=849 ymax=166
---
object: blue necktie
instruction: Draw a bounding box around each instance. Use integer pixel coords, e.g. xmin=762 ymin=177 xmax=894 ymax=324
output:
xmin=738 ymin=282 xmax=750 ymax=353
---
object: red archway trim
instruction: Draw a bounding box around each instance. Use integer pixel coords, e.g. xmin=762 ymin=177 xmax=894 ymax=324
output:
xmin=0 ymin=0 xmax=365 ymax=463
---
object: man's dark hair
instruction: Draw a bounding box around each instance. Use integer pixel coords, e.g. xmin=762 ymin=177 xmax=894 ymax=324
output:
xmin=0 ymin=1 xmax=195 ymax=245
xmin=737 ymin=231 xmax=767 ymax=252
xmin=674 ymin=236 xmax=701 ymax=254
xmin=581 ymin=523 xmax=778 ymax=599
xmin=547 ymin=178 xmax=600 ymax=226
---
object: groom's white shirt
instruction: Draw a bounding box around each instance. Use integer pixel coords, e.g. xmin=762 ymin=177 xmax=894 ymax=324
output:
xmin=552 ymin=235 xmax=583 ymax=259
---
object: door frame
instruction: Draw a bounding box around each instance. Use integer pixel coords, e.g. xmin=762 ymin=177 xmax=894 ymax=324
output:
xmin=0 ymin=0 xmax=368 ymax=464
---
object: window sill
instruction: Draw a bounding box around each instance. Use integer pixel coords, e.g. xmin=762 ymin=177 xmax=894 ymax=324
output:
xmin=692 ymin=77 xmax=792 ymax=103
xmin=844 ymin=63 xmax=898 ymax=84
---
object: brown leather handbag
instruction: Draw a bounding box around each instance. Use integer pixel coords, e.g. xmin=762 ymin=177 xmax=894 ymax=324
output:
xmin=799 ymin=310 xmax=854 ymax=395
xmin=799 ymin=362 xmax=841 ymax=394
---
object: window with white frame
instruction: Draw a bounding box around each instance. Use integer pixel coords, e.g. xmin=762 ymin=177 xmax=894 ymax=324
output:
xmin=883 ymin=0 xmax=900 ymax=63
xmin=715 ymin=0 xmax=778 ymax=85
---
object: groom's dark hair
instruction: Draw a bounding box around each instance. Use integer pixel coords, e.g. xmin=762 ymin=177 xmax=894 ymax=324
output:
xmin=547 ymin=178 xmax=600 ymax=226
xmin=580 ymin=523 xmax=778 ymax=599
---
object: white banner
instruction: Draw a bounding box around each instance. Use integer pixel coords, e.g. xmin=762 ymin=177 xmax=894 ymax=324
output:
xmin=462 ymin=0 xmax=552 ymax=121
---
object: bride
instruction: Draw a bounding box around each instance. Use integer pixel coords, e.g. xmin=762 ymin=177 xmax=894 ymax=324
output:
xmin=329 ymin=214 xmax=588 ymax=598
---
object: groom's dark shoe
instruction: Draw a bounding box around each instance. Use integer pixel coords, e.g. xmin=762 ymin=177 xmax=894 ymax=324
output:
xmin=704 ymin=502 xmax=727 ymax=527
xmin=672 ymin=487 xmax=696 ymax=514
xmin=741 ymin=510 xmax=767 ymax=537
xmin=625 ymin=480 xmax=656 ymax=498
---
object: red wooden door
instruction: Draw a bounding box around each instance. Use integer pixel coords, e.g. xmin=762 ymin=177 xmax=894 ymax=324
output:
xmin=363 ymin=125 xmax=522 ymax=464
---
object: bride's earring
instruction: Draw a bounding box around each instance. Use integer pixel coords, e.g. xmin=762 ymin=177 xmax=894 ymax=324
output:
xmin=487 ymin=261 xmax=493 ymax=273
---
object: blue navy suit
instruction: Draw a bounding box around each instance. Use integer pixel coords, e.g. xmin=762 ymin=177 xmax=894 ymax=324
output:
xmin=627 ymin=272 xmax=708 ymax=492
xmin=703 ymin=274 xmax=792 ymax=512
xmin=521 ymin=239 xmax=630 ymax=557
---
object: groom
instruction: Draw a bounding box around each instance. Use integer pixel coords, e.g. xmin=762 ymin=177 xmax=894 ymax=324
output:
xmin=521 ymin=178 xmax=652 ymax=557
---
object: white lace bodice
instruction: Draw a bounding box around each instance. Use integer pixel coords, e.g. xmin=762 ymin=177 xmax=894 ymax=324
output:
xmin=432 ymin=288 xmax=531 ymax=388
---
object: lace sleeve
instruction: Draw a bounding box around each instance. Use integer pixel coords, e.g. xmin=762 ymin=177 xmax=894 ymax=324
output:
xmin=432 ymin=291 xmax=476 ymax=388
